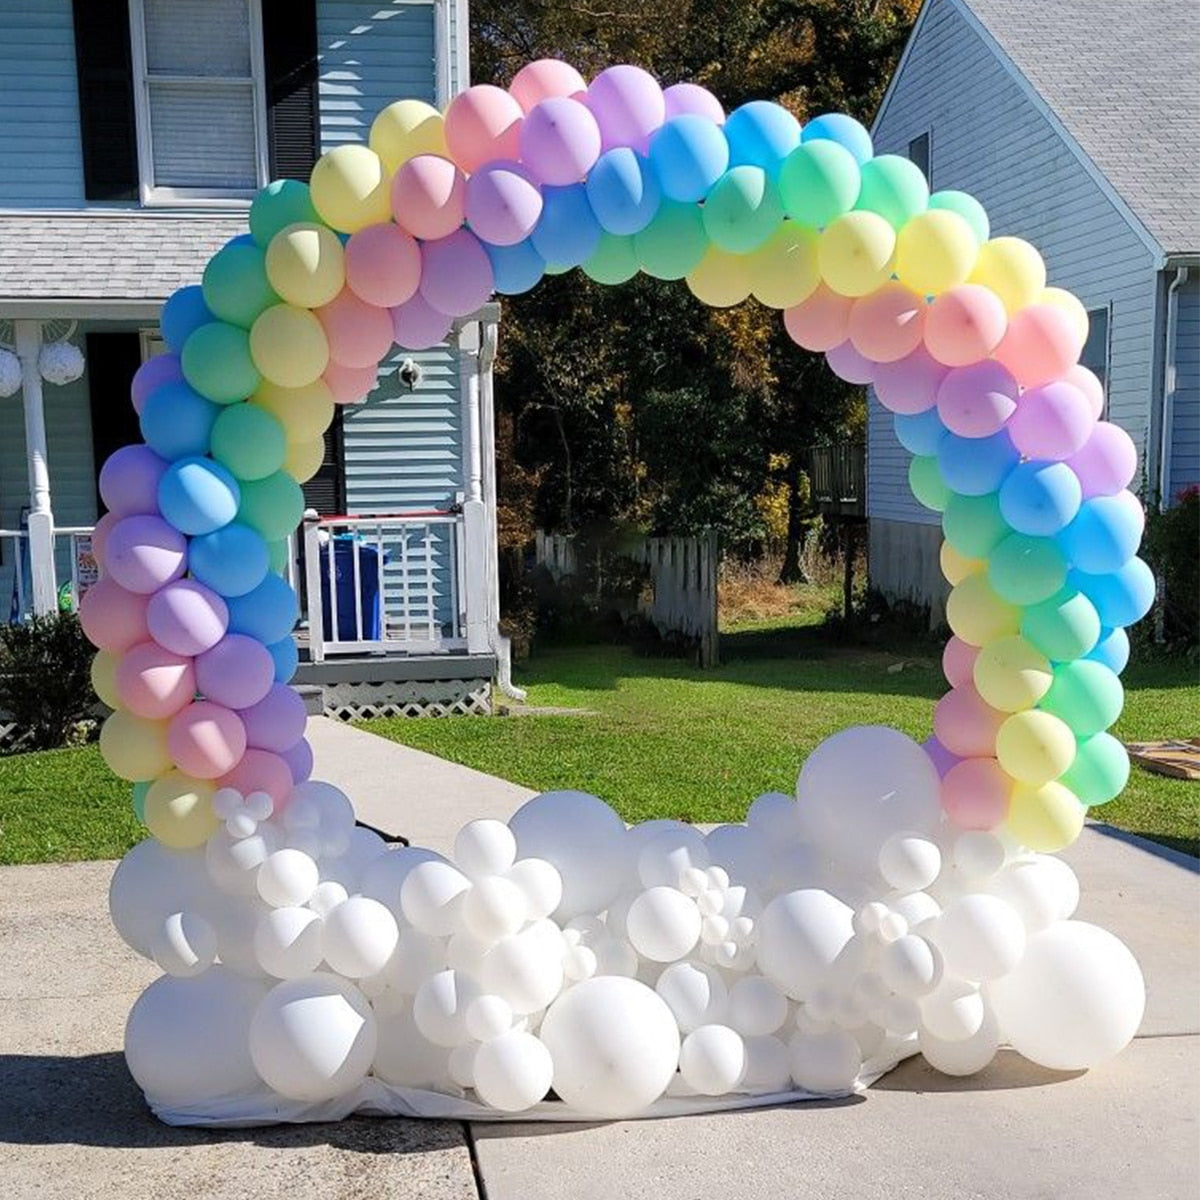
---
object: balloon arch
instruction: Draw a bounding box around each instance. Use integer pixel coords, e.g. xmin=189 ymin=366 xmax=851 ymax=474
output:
xmin=85 ymin=61 xmax=1150 ymax=1124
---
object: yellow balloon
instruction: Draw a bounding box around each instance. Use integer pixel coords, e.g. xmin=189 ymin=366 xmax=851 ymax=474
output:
xmin=144 ymin=771 xmax=219 ymax=849
xmin=265 ymin=223 xmax=346 ymax=309
xmin=973 ymin=634 xmax=1053 ymax=713
xmin=968 ymin=237 xmax=1046 ymax=315
xmin=945 ymin=573 xmax=1020 ymax=647
xmin=310 ymin=144 xmax=392 ymax=233
xmin=940 ymin=541 xmax=984 ymax=585
xmin=748 ymin=222 xmax=820 ymax=308
xmin=91 ymin=649 xmax=121 ymax=710
xmin=893 ymin=209 xmax=978 ymax=296
xmin=1005 ymin=780 xmax=1085 ymax=852
xmin=99 ymin=711 xmax=172 ymax=782
xmin=251 ymin=379 xmax=336 ymax=442
xmin=817 ymin=211 xmax=896 ymax=297
xmin=996 ymin=710 xmax=1076 ymax=786
xmin=250 ymin=305 xmax=330 ymax=389
xmin=686 ymin=246 xmax=752 ymax=307
xmin=1040 ymin=286 xmax=1089 ymax=344
xmin=284 ymin=435 xmax=327 ymax=483
xmin=370 ymin=99 xmax=448 ymax=172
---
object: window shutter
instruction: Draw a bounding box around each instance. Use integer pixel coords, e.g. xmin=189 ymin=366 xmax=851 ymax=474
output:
xmin=302 ymin=409 xmax=346 ymax=516
xmin=71 ymin=0 xmax=139 ymax=201
xmin=262 ymin=0 xmax=320 ymax=181
xmin=87 ymin=333 xmax=145 ymax=512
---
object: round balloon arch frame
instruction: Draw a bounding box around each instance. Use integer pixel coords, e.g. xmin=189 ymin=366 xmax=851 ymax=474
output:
xmin=85 ymin=61 xmax=1150 ymax=1125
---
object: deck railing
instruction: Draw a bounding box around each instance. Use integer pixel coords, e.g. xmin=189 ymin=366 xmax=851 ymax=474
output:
xmin=1 ymin=524 xmax=97 ymax=621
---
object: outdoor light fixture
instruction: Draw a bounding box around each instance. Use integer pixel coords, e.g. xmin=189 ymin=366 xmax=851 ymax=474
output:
xmin=37 ymin=339 xmax=86 ymax=386
xmin=0 ymin=347 xmax=20 ymax=397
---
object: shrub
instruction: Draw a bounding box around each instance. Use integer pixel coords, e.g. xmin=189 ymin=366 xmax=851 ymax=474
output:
xmin=0 ymin=614 xmax=97 ymax=751
xmin=1142 ymin=487 xmax=1199 ymax=653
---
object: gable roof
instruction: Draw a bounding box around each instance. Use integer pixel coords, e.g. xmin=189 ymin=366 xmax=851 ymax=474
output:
xmin=958 ymin=0 xmax=1200 ymax=257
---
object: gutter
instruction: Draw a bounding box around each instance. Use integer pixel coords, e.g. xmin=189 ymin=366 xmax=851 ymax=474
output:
xmin=1158 ymin=265 xmax=1188 ymax=511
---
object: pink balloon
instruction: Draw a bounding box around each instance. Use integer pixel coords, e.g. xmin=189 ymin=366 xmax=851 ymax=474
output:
xmin=783 ymin=284 xmax=854 ymax=352
xmin=922 ymin=735 xmax=961 ymax=780
xmin=936 ymin=360 xmax=1019 ymax=438
xmin=344 ymin=223 xmax=421 ymax=308
xmin=510 ymin=59 xmax=587 ymax=114
xmin=390 ymin=293 xmax=454 ymax=351
xmin=519 ymin=97 xmax=602 ymax=186
xmin=115 ymin=641 xmax=196 ymax=720
xmin=146 ymin=579 xmax=229 ymax=656
xmin=131 ymin=354 xmax=183 ymax=416
xmin=847 ymin=282 xmax=926 ymax=364
xmin=167 ymin=700 xmax=247 ymax=779
xmin=391 ymin=154 xmax=466 ymax=240
xmin=445 ymin=84 xmax=524 ymax=173
xmin=923 ymin=284 xmax=1007 ymax=367
xmin=91 ymin=511 xmax=120 ymax=568
xmin=941 ymin=757 xmax=1011 ymax=830
xmin=1009 ymin=379 xmax=1096 ymax=460
xmin=465 ymin=160 xmax=544 ymax=246
xmin=872 ymin=346 xmax=948 ymax=415
xmin=826 ymin=340 xmax=875 ymax=385
xmin=1063 ymin=363 xmax=1104 ymax=419
xmin=79 ymin=577 xmax=151 ymax=653
xmin=323 ymin=360 xmax=380 ymax=405
xmin=238 ymin=682 xmax=308 ymax=753
xmin=99 ymin=444 xmax=168 ymax=517
xmin=932 ymin=683 xmax=1005 ymax=759
xmin=104 ymin=515 xmax=187 ymax=595
xmin=586 ymin=64 xmax=665 ymax=154
xmin=1066 ymin=420 xmax=1138 ymax=498
xmin=663 ymin=82 xmax=726 ymax=124
xmin=280 ymin=736 xmax=315 ymax=784
xmin=991 ymin=303 xmax=1083 ymax=388
xmin=942 ymin=635 xmax=979 ymax=689
xmin=317 ymin=287 xmax=395 ymax=369
xmin=195 ymin=633 xmax=275 ymax=709
xmin=418 ymin=230 xmax=494 ymax=318
xmin=219 ymin=747 xmax=294 ymax=806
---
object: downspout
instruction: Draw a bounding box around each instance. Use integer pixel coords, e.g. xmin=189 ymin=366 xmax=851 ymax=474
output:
xmin=1158 ymin=266 xmax=1187 ymax=512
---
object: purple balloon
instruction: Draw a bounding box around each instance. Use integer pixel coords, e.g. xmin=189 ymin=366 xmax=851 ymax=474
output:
xmin=238 ymin=683 xmax=308 ymax=753
xmin=418 ymin=229 xmax=495 ymax=318
xmin=872 ymin=346 xmax=948 ymax=416
xmin=663 ymin=82 xmax=725 ymax=125
xmin=281 ymin=736 xmax=315 ymax=784
xmin=586 ymin=64 xmax=666 ymax=154
xmin=130 ymin=354 xmax=184 ymax=416
xmin=922 ymin=735 xmax=960 ymax=779
xmin=1009 ymin=380 xmax=1096 ymax=460
xmin=1066 ymin=420 xmax=1138 ymax=498
xmin=466 ymin=160 xmax=543 ymax=247
xmin=520 ymin=97 xmax=602 ymax=186
xmin=936 ymin=360 xmax=1019 ymax=439
xmin=98 ymin=444 xmax=168 ymax=517
xmin=826 ymin=340 xmax=876 ymax=385
xmin=147 ymin=579 xmax=229 ymax=656
xmin=103 ymin=514 xmax=187 ymax=595
xmin=195 ymin=633 xmax=275 ymax=710
xmin=390 ymin=292 xmax=454 ymax=351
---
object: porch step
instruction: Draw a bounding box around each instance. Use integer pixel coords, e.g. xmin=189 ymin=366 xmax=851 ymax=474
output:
xmin=295 ymin=685 xmax=325 ymax=717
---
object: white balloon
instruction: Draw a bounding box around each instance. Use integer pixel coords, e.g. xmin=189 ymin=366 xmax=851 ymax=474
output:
xmin=447 ymin=929 xmax=490 ymax=978
xmin=249 ymin=972 xmax=377 ymax=1101
xmin=150 ymin=911 xmax=218 ymax=978
xmin=473 ymin=1030 xmax=554 ymax=1112
xmin=201 ymin=890 xmax=271 ymax=979
xmin=788 ymin=1030 xmax=862 ymax=1095
xmin=988 ymin=856 xmax=1080 ymax=932
xmin=919 ymin=977 xmax=984 ymax=1042
xmin=563 ymin=943 xmax=598 ymax=982
xmin=637 ymin=825 xmax=711 ymax=889
xmin=539 ymin=977 xmax=680 ymax=1118
xmin=931 ymin=895 xmax=1026 ymax=982
xmin=257 ymin=849 xmax=319 ymax=908
xmin=413 ymin=969 xmax=481 ymax=1047
xmin=206 ymin=829 xmax=277 ymax=896
xmin=372 ymin=993 xmax=454 ymax=1090
xmin=741 ymin=1034 xmax=792 ymax=1093
xmin=466 ymin=994 xmax=515 ymax=1042
xmin=254 ymin=906 xmax=324 ymax=979
xmin=321 ymin=826 xmax=388 ymax=889
xmin=920 ymin=1005 xmax=1000 ymax=1076
xmin=655 ymin=962 xmax=728 ymax=1033
xmin=308 ymin=880 xmax=349 ymax=918
xmin=505 ymin=858 xmax=564 ymax=920
xmin=852 ymin=971 xmax=890 ymax=1011
xmin=746 ymin=792 xmax=799 ymax=843
xmin=448 ymin=1041 xmax=479 ymax=1088
xmin=385 ymin=927 xmax=447 ymax=994
xmin=462 ymin=876 xmax=527 ymax=942
xmin=626 ymin=887 xmax=701 ymax=962
xmin=400 ymin=860 xmax=472 ymax=935
xmin=323 ymin=896 xmax=399 ymax=979
xmin=592 ymin=936 xmax=639 ymax=977
xmin=109 ymin=839 xmax=209 ymax=957
xmin=889 ymin=891 xmax=942 ymax=929
xmin=679 ymin=1024 xmax=747 ymax=1095
xmin=879 ymin=993 xmax=921 ymax=1036
xmin=985 ymin=921 xmax=1144 ymax=1070
xmin=282 ymin=781 xmax=355 ymax=852
xmin=879 ymin=934 xmax=943 ymax=998
xmin=756 ymin=889 xmax=853 ymax=1000
xmin=358 ymin=846 xmax=445 ymax=914
xmin=726 ymin=975 xmax=788 ymax=1036
xmin=455 ymin=819 xmax=517 ymax=880
xmin=705 ymin=823 xmax=773 ymax=885
xmin=878 ymin=833 xmax=942 ymax=892
xmin=952 ymin=832 xmax=1006 ymax=881
xmin=481 ymin=929 xmax=565 ymax=1014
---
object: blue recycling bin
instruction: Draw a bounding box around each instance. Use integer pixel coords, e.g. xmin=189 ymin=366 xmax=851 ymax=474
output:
xmin=319 ymin=536 xmax=384 ymax=641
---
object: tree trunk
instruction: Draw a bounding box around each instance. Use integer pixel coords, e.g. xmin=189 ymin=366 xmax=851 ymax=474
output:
xmin=777 ymin=456 xmax=810 ymax=585
xmin=842 ymin=522 xmax=855 ymax=624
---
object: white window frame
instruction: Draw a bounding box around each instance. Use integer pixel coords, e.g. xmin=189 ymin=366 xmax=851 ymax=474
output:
xmin=1083 ymin=303 xmax=1113 ymax=417
xmin=908 ymin=130 xmax=932 ymax=184
xmin=127 ymin=0 xmax=269 ymax=207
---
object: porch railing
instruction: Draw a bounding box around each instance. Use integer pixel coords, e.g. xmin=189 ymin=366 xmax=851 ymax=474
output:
xmin=1 ymin=524 xmax=97 ymax=621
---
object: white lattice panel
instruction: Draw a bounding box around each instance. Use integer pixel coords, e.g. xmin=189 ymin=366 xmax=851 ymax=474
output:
xmin=322 ymin=678 xmax=491 ymax=721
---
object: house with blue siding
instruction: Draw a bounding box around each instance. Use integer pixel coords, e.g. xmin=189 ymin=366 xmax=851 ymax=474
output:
xmin=866 ymin=0 xmax=1199 ymax=618
xmin=0 ymin=0 xmax=519 ymax=716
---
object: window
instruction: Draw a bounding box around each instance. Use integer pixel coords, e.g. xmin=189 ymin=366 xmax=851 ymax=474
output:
xmin=1081 ymin=305 xmax=1111 ymax=410
xmin=908 ymin=132 xmax=931 ymax=182
xmin=128 ymin=0 xmax=268 ymax=203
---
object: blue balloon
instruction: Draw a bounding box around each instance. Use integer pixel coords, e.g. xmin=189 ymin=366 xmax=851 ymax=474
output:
xmin=530 ymin=184 xmax=602 ymax=269
xmin=724 ymin=102 xmax=801 ymax=175
xmin=999 ymin=461 xmax=1082 ymax=536
xmin=229 ymin=232 xmax=257 ymax=248
xmin=161 ymin=285 xmax=213 ymax=354
xmin=157 ymin=456 xmax=241 ymax=536
xmin=189 ymin=522 xmax=270 ymax=598
xmin=801 ymin=113 xmax=874 ymax=165
xmin=267 ymin=635 xmax=300 ymax=684
xmin=1057 ymin=493 xmax=1143 ymax=575
xmin=586 ymin=147 xmax=662 ymax=233
xmin=139 ymin=382 xmax=219 ymax=462
xmin=647 ymin=116 xmax=728 ymax=203
xmin=936 ymin=430 xmax=1019 ymax=497
xmin=893 ymin=408 xmax=948 ymax=457
xmin=1067 ymin=557 xmax=1155 ymax=629
xmin=226 ymin=571 xmax=299 ymax=644
xmin=485 ymin=239 xmax=546 ymax=295
xmin=1086 ymin=626 xmax=1131 ymax=674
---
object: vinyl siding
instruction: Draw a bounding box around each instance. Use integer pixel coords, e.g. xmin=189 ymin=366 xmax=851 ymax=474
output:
xmin=0 ymin=0 xmax=86 ymax=206
xmin=1169 ymin=274 xmax=1199 ymax=501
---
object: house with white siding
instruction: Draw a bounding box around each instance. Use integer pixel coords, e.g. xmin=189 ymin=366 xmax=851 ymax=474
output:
xmin=866 ymin=0 xmax=1199 ymax=618
xmin=0 ymin=0 xmax=519 ymax=716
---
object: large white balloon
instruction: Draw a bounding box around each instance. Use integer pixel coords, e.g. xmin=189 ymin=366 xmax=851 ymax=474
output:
xmin=455 ymin=819 xmax=517 ymax=880
xmin=413 ymin=969 xmax=482 ymax=1047
xmin=920 ymin=1006 xmax=1000 ymax=1076
xmin=788 ymin=1029 xmax=862 ymax=1094
xmin=385 ymin=927 xmax=447 ymax=994
xmin=919 ymin=977 xmax=985 ymax=1043
xmin=625 ymin=887 xmax=701 ymax=962
xmin=988 ymin=856 xmax=1080 ymax=932
xmin=878 ymin=833 xmax=941 ymax=892
xmin=462 ymin=876 xmax=527 ymax=942
xmin=109 ymin=840 xmax=209 ymax=958
xmin=472 ymin=1030 xmax=554 ymax=1112
xmin=150 ymin=911 xmax=218 ymax=978
xmin=931 ymin=895 xmax=1026 ymax=982
xmin=726 ymin=975 xmax=788 ymax=1036
xmin=741 ymin=1034 xmax=792 ymax=1093
xmin=358 ymin=846 xmax=445 ymax=914
xmin=655 ymin=962 xmax=728 ymax=1033
xmin=254 ymin=906 xmax=324 ymax=979
xmin=400 ymin=860 xmax=472 ymax=935
xmin=481 ymin=928 xmax=565 ymax=1014
xmin=322 ymin=896 xmax=399 ymax=979
xmin=372 ymin=993 xmax=454 ymax=1090
xmin=256 ymin=849 xmax=320 ymax=908
xmin=679 ymin=1024 xmax=747 ymax=1095
xmin=756 ymin=889 xmax=854 ymax=1000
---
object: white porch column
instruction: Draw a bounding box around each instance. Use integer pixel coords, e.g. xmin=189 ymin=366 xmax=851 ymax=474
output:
xmin=14 ymin=319 xmax=57 ymax=616
xmin=457 ymin=321 xmax=484 ymax=504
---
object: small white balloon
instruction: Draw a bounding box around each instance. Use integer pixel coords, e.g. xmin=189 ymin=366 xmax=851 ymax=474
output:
xmin=988 ymin=856 xmax=1080 ymax=932
xmin=505 ymin=857 xmax=564 ymax=921
xmin=920 ymin=1005 xmax=1000 ymax=1076
xmin=448 ymin=1041 xmax=478 ymax=1088
xmin=880 ymin=934 xmax=943 ymax=997
xmin=655 ymin=961 xmax=728 ymax=1033
xmin=741 ymin=1034 xmax=792 ymax=1092
xmin=455 ymin=819 xmax=517 ymax=880
xmin=462 ymin=875 xmax=528 ymax=942
xmin=952 ymin=832 xmax=1007 ymax=880
xmin=466 ymin=994 xmax=515 ymax=1042
xmin=931 ymin=894 xmax=1026 ymax=982
xmin=323 ymin=896 xmax=400 ymax=979
xmin=919 ymin=977 xmax=985 ymax=1043
xmin=385 ymin=927 xmax=447 ymax=994
xmin=746 ymin=791 xmax=799 ymax=843
xmin=473 ymin=1030 xmax=554 ymax=1112
xmin=756 ymin=889 xmax=853 ymax=1001
xmin=481 ymin=929 xmax=565 ymax=1015
xmin=853 ymin=901 xmax=889 ymax=936
xmin=150 ymin=911 xmax=217 ymax=977
xmin=889 ymin=890 xmax=942 ymax=929
xmin=359 ymin=847 xmax=444 ymax=914
xmin=401 ymin=860 xmax=472 ymax=936
xmin=447 ymin=930 xmax=490 ymax=978
xmin=637 ymin=825 xmax=711 ymax=889
xmin=254 ymin=905 xmax=324 ymax=979
xmin=257 ymin=848 xmax=320 ymax=908
xmin=372 ymin=994 xmax=454 ymax=1090
xmin=700 ymin=914 xmax=730 ymax=945
xmin=413 ymin=969 xmax=482 ymax=1047
xmin=679 ymin=1024 xmax=747 ymax=1095
xmin=788 ymin=1029 xmax=862 ymax=1094
xmin=705 ymin=823 xmax=773 ymax=884
xmin=563 ymin=943 xmax=598 ymax=982
xmin=726 ymin=975 xmax=788 ymax=1036
xmin=626 ymin=887 xmax=702 ymax=963
xmin=308 ymin=879 xmax=349 ymax=918
xmin=205 ymin=829 xmax=275 ymax=897
xmin=876 ymin=910 xmax=909 ymax=943
xmin=679 ymin=866 xmax=710 ymax=898
xmin=880 ymin=993 xmax=921 ymax=1035
xmin=878 ymin=832 xmax=942 ymax=892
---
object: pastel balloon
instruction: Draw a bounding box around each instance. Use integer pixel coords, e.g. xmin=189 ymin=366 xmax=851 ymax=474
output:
xmin=586 ymin=64 xmax=665 ymax=154
xmin=309 ymin=144 xmax=393 ymax=233
xmin=238 ymin=471 xmax=304 ymax=543
xmin=100 ymin=711 xmax=172 ymax=782
xmin=942 ymin=636 xmax=979 ymax=687
xmin=520 ymin=97 xmax=602 ymax=185
xmin=445 ymin=84 xmax=523 ymax=172
xmin=992 ymin=304 xmax=1084 ymax=388
xmin=1063 ymin=363 xmax=1105 ymax=419
xmin=115 ymin=642 xmax=196 ymax=720
xmin=1058 ymin=491 xmax=1143 ymax=574
xmin=778 ymin=140 xmax=860 ymax=229
xmin=632 ymin=200 xmax=707 ymax=280
xmin=104 ymin=515 xmax=187 ymax=594
xmin=251 ymin=379 xmax=335 ymax=444
xmin=848 ymin=282 xmax=926 ymax=363
xmin=1067 ymin=421 xmax=1138 ymax=498
xmin=91 ymin=511 xmax=119 ymax=565
xmin=648 ymin=115 xmax=729 ymax=202
xmin=237 ymin=683 xmax=308 ymax=755
xmin=1040 ymin=286 xmax=1090 ymax=344
xmin=99 ymin=445 xmax=168 ymax=517
xmin=510 ymin=59 xmax=587 ymax=113
xmin=933 ymin=684 xmax=1005 ymax=759
xmin=686 ymin=246 xmax=752 ymax=307
xmin=344 ymin=223 xmax=422 ymax=308
xmin=724 ymin=101 xmax=800 ymax=174
xmin=663 ymin=82 xmax=725 ymax=124
xmin=973 ymin=634 xmax=1052 ymax=713
xmin=1020 ymin=589 xmax=1102 ymax=661
xmin=160 ymin=286 xmax=212 ymax=354
xmin=818 ymin=211 xmax=896 ymax=297
xmin=1009 ymin=380 xmax=1095 ymax=459
xmin=988 ymin=533 xmax=1068 ymax=606
xmin=250 ymin=179 xmax=320 ymax=247
xmin=196 ymin=634 xmax=275 ymax=710
xmin=211 ymin=403 xmax=286 ymax=482
xmin=968 ymin=236 xmax=1046 ymax=315
xmin=999 ymin=461 xmax=1082 ymax=536
xmin=189 ymin=522 xmax=270 ymax=598
xmin=941 ymin=758 xmax=1011 ymax=830
xmin=923 ymin=284 xmax=1007 ymax=366
xmin=826 ymin=340 xmax=876 ymax=385
xmin=264 ymin=223 xmax=345 ymax=310
xmin=369 ymin=98 xmax=447 ymax=172
xmin=936 ymin=360 xmax=1019 ymax=438
xmin=894 ymin=210 xmax=978 ymax=296
xmin=268 ymin=635 xmax=302 ymax=686
xmin=530 ymin=182 xmax=602 ymax=268
xmin=854 ymin=154 xmax=929 ymax=230
xmin=465 ymin=160 xmax=544 ymax=246
xmin=131 ymin=353 xmax=184 ymax=415
xmin=143 ymin=772 xmax=219 ymax=849
xmin=182 ymin=321 xmax=261 ymax=406
xmin=168 ymin=700 xmax=247 ymax=780
xmin=928 ymin=190 xmax=989 ymax=244
xmin=946 ymin=572 xmax=1021 ymax=646
xmin=936 ymin=430 xmax=1019 ymax=497
xmin=324 ymin=359 xmax=381 ymax=403
xmin=226 ymin=572 xmax=299 ymax=645
xmin=486 ymin=238 xmax=548 ymax=293
xmin=909 ymin=455 xmax=949 ymax=511
xmin=872 ymin=346 xmax=947 ymax=415
xmin=91 ymin=649 xmax=122 ymax=710
xmin=702 ymin=165 xmax=783 ymax=253
xmin=1060 ymin=732 xmax=1130 ymax=806
xmin=942 ymin=492 xmax=1008 ymax=558
xmin=893 ymin=407 xmax=948 ymax=457
xmin=250 ymin=304 xmax=329 ymax=389
xmin=1086 ymin=626 xmax=1130 ymax=674
xmin=1068 ymin=557 xmax=1155 ymax=629
xmin=389 ymin=154 xmax=463 ymax=240
xmin=746 ymin=222 xmax=820 ymax=308
xmin=316 ymin=288 xmax=395 ymax=369
xmin=203 ymin=238 xmax=277 ymax=329
xmin=783 ymin=284 xmax=855 ymax=352
xmin=391 ymin=293 xmax=454 ymax=351
xmin=585 ymin=147 xmax=660 ymax=236
xmin=996 ymin=710 xmax=1076 ymax=786
xmin=158 ymin=457 xmax=240 ymax=536
xmin=801 ymin=113 xmax=873 ymax=164
xmin=139 ymin=382 xmax=219 ymax=461
xmin=924 ymin=736 xmax=960 ymax=778
xmin=146 ymin=580 xmax=228 ymax=656
xmin=1005 ymin=781 xmax=1084 ymax=852
xmin=1040 ymin=659 xmax=1124 ymax=736
xmin=940 ymin=541 xmax=985 ymax=585
xmin=220 ymin=747 xmax=295 ymax=806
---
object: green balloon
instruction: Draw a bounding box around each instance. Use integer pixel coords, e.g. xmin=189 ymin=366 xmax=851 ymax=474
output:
xmin=988 ymin=533 xmax=1068 ymax=606
xmin=132 ymin=780 xmax=150 ymax=823
xmin=202 ymin=241 xmax=278 ymax=329
xmin=854 ymin=154 xmax=930 ymax=230
xmin=211 ymin=403 xmax=287 ymax=482
xmin=1039 ymin=659 xmax=1124 ymax=736
xmin=779 ymin=140 xmax=861 ymax=229
xmin=238 ymin=470 xmax=305 ymax=541
xmin=543 ymin=262 xmax=574 ymax=276
xmin=583 ymin=232 xmax=639 ymax=285
xmin=250 ymin=179 xmax=321 ymax=248
xmin=633 ymin=201 xmax=708 ymax=280
xmin=929 ymin=190 xmax=990 ymax=244
xmin=909 ymin=455 xmax=949 ymax=512
xmin=1060 ymin=731 xmax=1130 ymax=806
xmin=1021 ymin=589 xmax=1102 ymax=661
xmin=943 ymin=492 xmax=1009 ymax=559
xmin=701 ymin=166 xmax=784 ymax=254
xmin=181 ymin=321 xmax=261 ymax=405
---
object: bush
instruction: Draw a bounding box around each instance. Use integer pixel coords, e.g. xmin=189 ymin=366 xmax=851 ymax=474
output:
xmin=1142 ymin=487 xmax=1199 ymax=653
xmin=0 ymin=614 xmax=97 ymax=752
